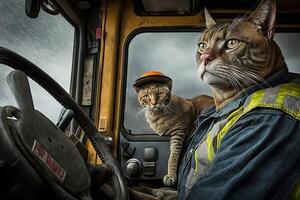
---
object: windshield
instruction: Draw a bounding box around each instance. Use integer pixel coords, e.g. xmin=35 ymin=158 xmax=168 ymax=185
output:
xmin=0 ymin=1 xmax=74 ymax=122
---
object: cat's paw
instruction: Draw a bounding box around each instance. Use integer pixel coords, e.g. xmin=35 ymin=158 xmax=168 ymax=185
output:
xmin=163 ymin=175 xmax=177 ymax=187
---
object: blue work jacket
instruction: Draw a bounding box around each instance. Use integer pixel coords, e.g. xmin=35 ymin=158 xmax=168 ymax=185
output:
xmin=177 ymin=68 xmax=300 ymax=200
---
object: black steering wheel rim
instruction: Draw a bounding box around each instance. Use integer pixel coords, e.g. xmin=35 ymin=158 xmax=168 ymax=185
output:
xmin=0 ymin=105 xmax=89 ymax=200
xmin=0 ymin=47 xmax=128 ymax=200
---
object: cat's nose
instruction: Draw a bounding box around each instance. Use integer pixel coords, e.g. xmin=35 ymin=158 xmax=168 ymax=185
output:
xmin=201 ymin=49 xmax=216 ymax=66
xmin=151 ymin=99 xmax=157 ymax=105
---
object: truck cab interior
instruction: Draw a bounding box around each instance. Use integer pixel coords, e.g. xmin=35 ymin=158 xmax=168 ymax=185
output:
xmin=0 ymin=0 xmax=299 ymax=199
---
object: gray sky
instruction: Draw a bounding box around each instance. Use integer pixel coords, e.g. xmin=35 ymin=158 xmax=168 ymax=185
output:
xmin=0 ymin=0 xmax=74 ymax=122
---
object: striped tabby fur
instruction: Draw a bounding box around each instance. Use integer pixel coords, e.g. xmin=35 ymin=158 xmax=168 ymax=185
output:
xmin=197 ymin=0 xmax=287 ymax=109
xmin=137 ymin=83 xmax=213 ymax=186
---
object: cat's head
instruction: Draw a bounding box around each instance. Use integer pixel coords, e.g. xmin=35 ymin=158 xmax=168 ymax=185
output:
xmin=137 ymin=83 xmax=172 ymax=113
xmin=196 ymin=0 xmax=286 ymax=91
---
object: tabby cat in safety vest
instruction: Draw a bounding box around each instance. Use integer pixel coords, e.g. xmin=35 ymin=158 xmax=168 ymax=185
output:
xmin=181 ymin=0 xmax=300 ymax=198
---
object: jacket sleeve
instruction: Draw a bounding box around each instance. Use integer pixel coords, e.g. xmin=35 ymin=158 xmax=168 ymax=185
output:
xmin=187 ymin=109 xmax=300 ymax=200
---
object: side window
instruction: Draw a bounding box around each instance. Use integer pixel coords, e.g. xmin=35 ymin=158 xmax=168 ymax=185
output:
xmin=123 ymin=31 xmax=300 ymax=136
xmin=0 ymin=1 xmax=74 ymax=122
xmin=124 ymin=32 xmax=211 ymax=135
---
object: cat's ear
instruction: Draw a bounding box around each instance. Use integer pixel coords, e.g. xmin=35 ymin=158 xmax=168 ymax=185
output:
xmin=248 ymin=0 xmax=276 ymax=39
xmin=167 ymin=84 xmax=172 ymax=91
xmin=204 ymin=8 xmax=217 ymax=28
xmin=134 ymin=86 xmax=140 ymax=93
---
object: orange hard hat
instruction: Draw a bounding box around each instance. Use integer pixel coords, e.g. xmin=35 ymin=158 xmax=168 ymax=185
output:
xmin=133 ymin=70 xmax=172 ymax=92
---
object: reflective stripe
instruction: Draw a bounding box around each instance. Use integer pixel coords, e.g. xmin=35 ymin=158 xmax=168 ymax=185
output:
xmin=194 ymin=149 xmax=199 ymax=172
xmin=195 ymin=141 xmax=210 ymax=174
xmin=206 ymin=133 xmax=215 ymax=163
xmin=291 ymin=182 xmax=300 ymax=200
xmin=216 ymin=106 xmax=244 ymax=150
xmin=207 ymin=82 xmax=300 ymax=163
xmin=246 ymin=89 xmax=265 ymax=111
xmin=206 ymin=119 xmax=229 ymax=163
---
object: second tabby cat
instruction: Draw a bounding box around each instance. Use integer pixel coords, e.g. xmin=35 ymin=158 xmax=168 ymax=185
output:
xmin=133 ymin=71 xmax=214 ymax=186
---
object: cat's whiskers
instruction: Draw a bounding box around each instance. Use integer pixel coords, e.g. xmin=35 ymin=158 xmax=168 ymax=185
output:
xmin=225 ymin=71 xmax=240 ymax=92
xmin=243 ymin=69 xmax=273 ymax=88
xmin=231 ymin=71 xmax=248 ymax=89
xmin=216 ymin=67 xmax=238 ymax=90
xmin=232 ymin=66 xmax=272 ymax=88
xmin=222 ymin=71 xmax=234 ymax=89
xmin=162 ymin=104 xmax=175 ymax=114
xmin=222 ymin=63 xmax=272 ymax=89
xmin=138 ymin=107 xmax=146 ymax=113
xmin=217 ymin=65 xmax=245 ymax=91
xmin=228 ymin=67 xmax=261 ymax=89
xmin=218 ymin=64 xmax=259 ymax=92
xmin=228 ymin=70 xmax=247 ymax=91
xmin=136 ymin=107 xmax=148 ymax=118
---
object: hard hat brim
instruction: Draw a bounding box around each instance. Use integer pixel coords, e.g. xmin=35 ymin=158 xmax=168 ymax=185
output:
xmin=133 ymin=75 xmax=172 ymax=92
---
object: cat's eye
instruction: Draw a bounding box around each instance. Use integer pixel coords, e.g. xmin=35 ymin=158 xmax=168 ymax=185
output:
xmin=143 ymin=95 xmax=150 ymax=100
xmin=226 ymin=39 xmax=240 ymax=49
xmin=197 ymin=43 xmax=207 ymax=54
xmin=159 ymin=92 xmax=165 ymax=97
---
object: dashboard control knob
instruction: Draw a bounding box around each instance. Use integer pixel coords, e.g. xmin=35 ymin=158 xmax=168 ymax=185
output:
xmin=125 ymin=158 xmax=141 ymax=177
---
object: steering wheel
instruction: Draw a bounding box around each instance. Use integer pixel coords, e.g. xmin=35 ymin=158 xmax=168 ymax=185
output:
xmin=0 ymin=47 xmax=128 ymax=200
